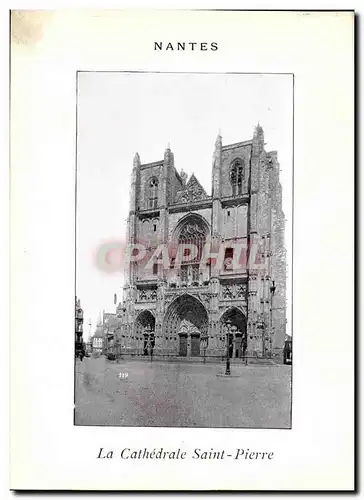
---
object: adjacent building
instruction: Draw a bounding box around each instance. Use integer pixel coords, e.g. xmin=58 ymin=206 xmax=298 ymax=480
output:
xmin=103 ymin=312 xmax=122 ymax=356
xmin=75 ymin=297 xmax=84 ymax=355
xmin=91 ymin=321 xmax=104 ymax=353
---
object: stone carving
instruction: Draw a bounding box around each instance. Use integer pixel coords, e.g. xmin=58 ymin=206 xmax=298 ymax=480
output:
xmin=221 ymin=284 xmax=247 ymax=300
xmin=166 ymin=289 xmax=197 ymax=299
xmin=138 ymin=288 xmax=158 ymax=302
xmin=180 ymin=169 xmax=188 ymax=185
xmin=236 ymin=285 xmax=247 ymax=298
xmin=175 ymin=174 xmax=209 ymax=203
xmin=199 ymin=294 xmax=211 ymax=307
xmin=222 ymin=286 xmax=233 ymax=299
xmin=178 ymin=319 xmax=200 ymax=335
xmin=219 ymin=304 xmax=247 ymax=317
xmin=179 ymin=223 xmax=206 ymax=240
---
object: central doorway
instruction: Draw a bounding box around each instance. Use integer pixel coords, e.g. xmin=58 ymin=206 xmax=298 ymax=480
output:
xmin=164 ymin=294 xmax=208 ymax=357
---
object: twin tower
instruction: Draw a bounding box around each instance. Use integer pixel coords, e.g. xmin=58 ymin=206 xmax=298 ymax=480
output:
xmin=117 ymin=125 xmax=287 ymax=358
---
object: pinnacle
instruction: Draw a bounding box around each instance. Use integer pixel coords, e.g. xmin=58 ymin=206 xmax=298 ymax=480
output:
xmin=133 ymin=152 xmax=141 ymax=169
xmin=215 ymin=130 xmax=222 ymax=148
xmin=255 ymin=122 xmax=264 ymax=133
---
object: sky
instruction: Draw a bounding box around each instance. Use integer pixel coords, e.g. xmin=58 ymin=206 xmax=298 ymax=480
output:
xmin=76 ymin=72 xmax=293 ymax=339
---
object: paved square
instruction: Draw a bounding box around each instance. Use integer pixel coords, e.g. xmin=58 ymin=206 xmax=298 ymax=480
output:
xmin=75 ymin=357 xmax=291 ymax=428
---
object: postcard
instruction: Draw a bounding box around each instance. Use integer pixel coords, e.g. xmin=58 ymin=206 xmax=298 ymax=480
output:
xmin=10 ymin=9 xmax=354 ymax=491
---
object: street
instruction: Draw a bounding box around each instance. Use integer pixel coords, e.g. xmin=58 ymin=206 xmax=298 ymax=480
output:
xmin=74 ymin=357 xmax=291 ymax=428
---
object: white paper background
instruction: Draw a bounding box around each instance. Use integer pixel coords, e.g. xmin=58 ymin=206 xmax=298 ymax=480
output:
xmin=10 ymin=9 xmax=354 ymax=490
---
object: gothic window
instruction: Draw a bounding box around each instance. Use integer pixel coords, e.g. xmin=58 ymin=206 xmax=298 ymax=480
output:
xmin=148 ymin=177 xmax=158 ymax=209
xmin=230 ymin=159 xmax=244 ymax=196
xmin=175 ymin=216 xmax=208 ymax=285
xmin=178 ymin=221 xmax=206 ymax=263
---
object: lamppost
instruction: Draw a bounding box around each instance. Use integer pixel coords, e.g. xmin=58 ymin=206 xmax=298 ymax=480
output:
xmin=225 ymin=318 xmax=232 ymax=376
xmin=150 ymin=327 xmax=155 ymax=363
xmin=269 ymin=280 xmax=276 ymax=358
xmin=242 ymin=332 xmax=248 ymax=365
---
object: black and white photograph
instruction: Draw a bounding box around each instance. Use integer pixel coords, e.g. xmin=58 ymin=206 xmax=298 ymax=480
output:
xmin=74 ymin=72 xmax=293 ymax=429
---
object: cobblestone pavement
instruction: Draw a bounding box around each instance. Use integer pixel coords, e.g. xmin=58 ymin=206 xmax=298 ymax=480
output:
xmin=74 ymin=357 xmax=291 ymax=428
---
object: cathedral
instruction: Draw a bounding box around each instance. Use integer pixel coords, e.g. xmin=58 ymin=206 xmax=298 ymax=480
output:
xmin=118 ymin=125 xmax=287 ymax=358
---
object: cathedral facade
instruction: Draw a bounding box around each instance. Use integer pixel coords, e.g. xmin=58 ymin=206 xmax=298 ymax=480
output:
xmin=119 ymin=125 xmax=287 ymax=358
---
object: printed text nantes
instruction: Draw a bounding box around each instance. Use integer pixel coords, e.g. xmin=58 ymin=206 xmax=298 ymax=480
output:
xmin=154 ymin=42 xmax=218 ymax=51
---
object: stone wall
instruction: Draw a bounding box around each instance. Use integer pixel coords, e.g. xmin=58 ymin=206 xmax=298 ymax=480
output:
xmin=220 ymin=204 xmax=248 ymax=239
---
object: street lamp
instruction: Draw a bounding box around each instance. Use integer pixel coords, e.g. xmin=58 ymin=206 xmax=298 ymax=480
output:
xmin=269 ymin=280 xmax=276 ymax=358
xmin=225 ymin=318 xmax=232 ymax=376
xmin=150 ymin=327 xmax=155 ymax=363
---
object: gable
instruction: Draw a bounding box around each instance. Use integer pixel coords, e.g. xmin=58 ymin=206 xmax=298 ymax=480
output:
xmin=175 ymin=174 xmax=209 ymax=203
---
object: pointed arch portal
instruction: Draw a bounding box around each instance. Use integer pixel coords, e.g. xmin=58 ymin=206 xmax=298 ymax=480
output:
xmin=164 ymin=295 xmax=208 ymax=357
xmin=220 ymin=307 xmax=247 ymax=358
xmin=135 ymin=310 xmax=156 ymax=356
